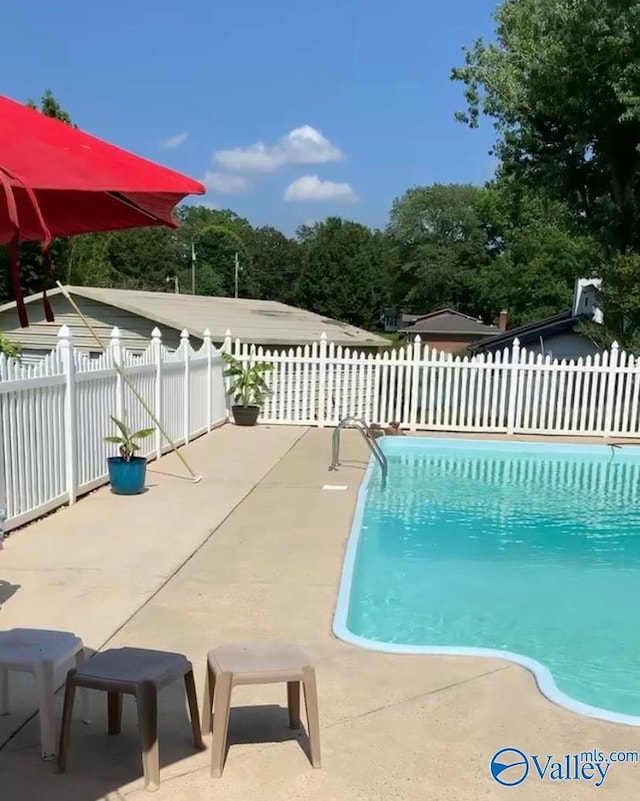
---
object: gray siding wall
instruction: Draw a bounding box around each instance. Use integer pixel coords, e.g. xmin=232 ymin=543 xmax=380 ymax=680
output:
xmin=521 ymin=332 xmax=601 ymax=361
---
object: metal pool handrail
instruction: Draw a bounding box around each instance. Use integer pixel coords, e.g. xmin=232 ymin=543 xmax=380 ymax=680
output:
xmin=329 ymin=417 xmax=388 ymax=487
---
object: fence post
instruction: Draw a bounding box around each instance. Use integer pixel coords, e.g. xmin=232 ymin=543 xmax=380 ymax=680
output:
xmin=220 ymin=331 xmax=232 ymax=418
xmin=409 ymin=335 xmax=422 ymax=431
xmin=204 ymin=328 xmax=213 ymax=431
xmin=57 ymin=325 xmax=78 ymax=505
xmin=222 ymin=329 xmax=232 ymax=355
xmin=109 ymin=327 xmax=125 ymax=424
xmin=317 ymin=333 xmax=328 ymax=428
xmin=604 ymin=341 xmax=619 ymax=436
xmin=151 ymin=327 xmax=163 ymax=458
xmin=181 ymin=329 xmax=190 ymax=444
xmin=506 ymin=337 xmax=521 ymax=435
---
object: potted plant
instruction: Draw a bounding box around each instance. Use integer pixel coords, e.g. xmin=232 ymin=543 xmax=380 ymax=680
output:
xmin=104 ymin=416 xmax=155 ymax=495
xmin=222 ymin=352 xmax=273 ymax=426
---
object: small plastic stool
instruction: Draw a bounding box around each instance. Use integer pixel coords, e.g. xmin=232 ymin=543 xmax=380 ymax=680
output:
xmin=202 ymin=641 xmax=321 ymax=777
xmin=0 ymin=628 xmax=86 ymax=759
xmin=57 ymin=646 xmax=203 ymax=791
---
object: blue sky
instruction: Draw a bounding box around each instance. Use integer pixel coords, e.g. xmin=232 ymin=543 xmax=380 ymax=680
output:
xmin=2 ymin=0 xmax=497 ymax=233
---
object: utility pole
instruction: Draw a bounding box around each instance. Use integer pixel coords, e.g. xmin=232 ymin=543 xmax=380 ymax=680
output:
xmin=191 ymin=242 xmax=197 ymax=295
xmin=234 ymin=252 xmax=240 ymax=299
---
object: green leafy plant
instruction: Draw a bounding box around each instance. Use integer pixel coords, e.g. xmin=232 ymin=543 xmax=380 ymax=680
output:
xmin=222 ymin=352 xmax=273 ymax=408
xmin=0 ymin=333 xmax=21 ymax=358
xmin=104 ymin=416 xmax=154 ymax=461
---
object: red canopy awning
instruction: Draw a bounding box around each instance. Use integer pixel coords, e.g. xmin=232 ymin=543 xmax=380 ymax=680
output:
xmin=0 ymin=96 xmax=205 ymax=325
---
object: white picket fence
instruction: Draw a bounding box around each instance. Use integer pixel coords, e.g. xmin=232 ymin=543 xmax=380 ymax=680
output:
xmin=3 ymin=327 xmax=639 ymax=535
xmin=0 ymin=325 xmax=227 ymax=532
xmin=226 ymin=334 xmax=640 ymax=437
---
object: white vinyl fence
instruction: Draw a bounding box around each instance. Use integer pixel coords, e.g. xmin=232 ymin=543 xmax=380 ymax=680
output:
xmin=226 ymin=334 xmax=640 ymax=438
xmin=0 ymin=325 xmax=227 ymax=532
xmin=3 ymin=327 xmax=639 ymax=535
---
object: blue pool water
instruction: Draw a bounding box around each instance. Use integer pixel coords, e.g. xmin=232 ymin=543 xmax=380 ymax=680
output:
xmin=333 ymin=438 xmax=640 ymax=724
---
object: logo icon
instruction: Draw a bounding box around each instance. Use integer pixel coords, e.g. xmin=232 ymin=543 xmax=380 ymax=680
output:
xmin=491 ymin=747 xmax=530 ymax=786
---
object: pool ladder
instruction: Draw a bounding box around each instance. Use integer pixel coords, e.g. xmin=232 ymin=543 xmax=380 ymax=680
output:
xmin=329 ymin=417 xmax=388 ymax=487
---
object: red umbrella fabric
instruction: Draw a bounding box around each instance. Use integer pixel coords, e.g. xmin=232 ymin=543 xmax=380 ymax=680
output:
xmin=0 ymin=96 xmax=205 ymax=326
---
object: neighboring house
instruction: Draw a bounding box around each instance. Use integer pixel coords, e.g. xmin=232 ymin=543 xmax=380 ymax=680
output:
xmin=380 ymin=308 xmax=423 ymax=333
xmin=469 ymin=279 xmax=603 ymax=361
xmin=0 ymin=286 xmax=388 ymax=361
xmin=399 ymin=308 xmax=498 ymax=353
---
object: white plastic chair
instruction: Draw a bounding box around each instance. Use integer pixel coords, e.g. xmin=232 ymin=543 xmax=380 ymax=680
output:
xmin=0 ymin=628 xmax=87 ymax=759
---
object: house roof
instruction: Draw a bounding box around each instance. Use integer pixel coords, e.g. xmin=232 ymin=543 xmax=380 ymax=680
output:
xmin=399 ymin=308 xmax=497 ymax=337
xmin=0 ymin=286 xmax=388 ymax=349
xmin=468 ymin=311 xmax=581 ymax=354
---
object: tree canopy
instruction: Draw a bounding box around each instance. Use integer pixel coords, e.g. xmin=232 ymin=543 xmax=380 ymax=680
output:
xmin=452 ymin=0 xmax=640 ymax=255
xmin=452 ymin=0 xmax=640 ymax=344
xmin=388 ymin=184 xmax=491 ymax=316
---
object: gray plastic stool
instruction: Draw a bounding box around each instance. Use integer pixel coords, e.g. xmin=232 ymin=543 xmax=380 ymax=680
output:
xmin=202 ymin=641 xmax=321 ymax=777
xmin=57 ymin=647 xmax=204 ymax=791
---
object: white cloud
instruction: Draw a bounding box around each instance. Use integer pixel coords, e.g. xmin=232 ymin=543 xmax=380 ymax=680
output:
xmin=203 ymin=171 xmax=251 ymax=194
xmin=284 ymin=175 xmax=359 ymax=203
xmin=160 ymin=132 xmax=188 ymax=149
xmin=214 ymin=126 xmax=343 ymax=174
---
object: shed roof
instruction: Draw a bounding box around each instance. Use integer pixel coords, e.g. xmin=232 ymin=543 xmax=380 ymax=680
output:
xmin=0 ymin=286 xmax=387 ymax=348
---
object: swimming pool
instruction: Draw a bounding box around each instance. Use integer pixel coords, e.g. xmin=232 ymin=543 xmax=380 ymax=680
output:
xmin=333 ymin=437 xmax=640 ymax=725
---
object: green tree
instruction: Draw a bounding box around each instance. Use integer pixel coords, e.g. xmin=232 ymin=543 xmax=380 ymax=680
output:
xmin=295 ymin=217 xmax=396 ymax=329
xmin=176 ymin=207 xmax=255 ymax=296
xmin=249 ymin=226 xmax=302 ymax=303
xmin=105 ymin=228 xmax=180 ymax=290
xmin=388 ymin=183 xmax=491 ymax=315
xmin=66 ymin=234 xmax=113 ymax=287
xmin=452 ymin=0 xmax=640 ymax=257
xmin=597 ymin=253 xmax=640 ymax=351
xmin=27 ymin=89 xmax=74 ymax=126
xmin=474 ymin=178 xmax=601 ymax=325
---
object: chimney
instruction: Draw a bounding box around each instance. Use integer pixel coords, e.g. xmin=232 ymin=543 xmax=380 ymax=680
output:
xmin=499 ymin=310 xmax=508 ymax=332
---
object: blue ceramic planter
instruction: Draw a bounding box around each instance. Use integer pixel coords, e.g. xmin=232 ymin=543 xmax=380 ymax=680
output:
xmin=107 ymin=456 xmax=147 ymax=495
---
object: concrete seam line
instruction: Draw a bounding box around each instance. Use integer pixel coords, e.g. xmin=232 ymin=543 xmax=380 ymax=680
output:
xmin=323 ymin=664 xmax=514 ymax=728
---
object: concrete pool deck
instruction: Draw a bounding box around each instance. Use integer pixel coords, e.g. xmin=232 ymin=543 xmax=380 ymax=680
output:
xmin=0 ymin=426 xmax=638 ymax=799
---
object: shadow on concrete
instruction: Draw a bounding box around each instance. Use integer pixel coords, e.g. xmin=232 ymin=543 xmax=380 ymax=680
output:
xmin=107 ymin=486 xmax=154 ymax=496
xmin=0 ymin=645 xmax=208 ymax=801
xmin=0 ymin=672 xmax=316 ymax=800
xmin=333 ymin=460 xmax=368 ymax=472
xmin=0 ymin=581 xmax=20 ymax=606
xmin=146 ymin=467 xmax=199 ymax=483
xmin=226 ymin=703 xmax=314 ymax=765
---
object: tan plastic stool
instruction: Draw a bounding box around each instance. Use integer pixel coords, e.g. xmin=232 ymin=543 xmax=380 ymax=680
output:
xmin=57 ymin=647 xmax=204 ymax=791
xmin=202 ymin=641 xmax=321 ymax=777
